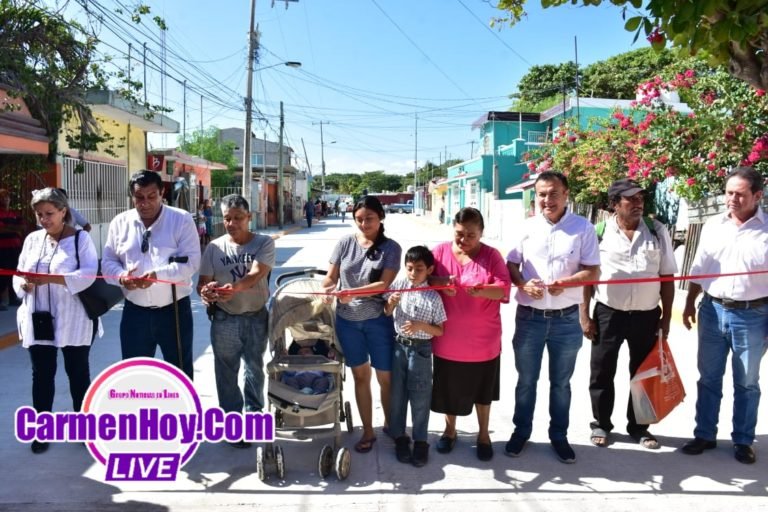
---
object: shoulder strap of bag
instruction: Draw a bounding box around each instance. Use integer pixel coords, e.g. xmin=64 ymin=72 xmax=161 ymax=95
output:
xmin=74 ymin=229 xmax=81 ymax=269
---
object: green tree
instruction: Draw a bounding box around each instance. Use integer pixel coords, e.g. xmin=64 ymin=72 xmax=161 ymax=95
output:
xmin=178 ymin=127 xmax=237 ymax=188
xmin=493 ymin=0 xmax=768 ymax=90
xmin=580 ymin=47 xmax=676 ymax=99
xmin=511 ymin=62 xmax=578 ymax=111
xmin=0 ymin=0 xmax=168 ymax=171
xmin=324 ymin=173 xmax=362 ymax=194
xmin=178 ymin=127 xmax=236 ymax=167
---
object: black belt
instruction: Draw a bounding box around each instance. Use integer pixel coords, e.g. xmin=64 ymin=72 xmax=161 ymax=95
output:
xmin=396 ymin=334 xmax=432 ymax=347
xmin=519 ymin=304 xmax=579 ymax=318
xmin=706 ymin=294 xmax=768 ymax=310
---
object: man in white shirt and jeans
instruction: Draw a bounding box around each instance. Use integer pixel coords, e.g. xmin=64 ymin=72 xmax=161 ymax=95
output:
xmin=682 ymin=166 xmax=768 ymax=465
xmin=103 ymin=170 xmax=201 ymax=379
xmin=580 ymin=178 xmax=677 ymax=450
xmin=505 ymin=171 xmax=601 ymax=464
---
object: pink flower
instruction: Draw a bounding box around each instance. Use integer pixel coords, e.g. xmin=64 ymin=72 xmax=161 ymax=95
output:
xmin=717 ymin=169 xmax=726 ymax=177
xmin=527 ymin=162 xmax=536 ymax=171
xmin=757 ymin=89 xmax=766 ymax=97
xmin=707 ymin=164 xmax=716 ymax=171
xmin=686 ymin=177 xmax=696 ymax=186
xmin=687 ymin=112 xmax=696 ymax=118
xmin=707 ymin=152 xmax=717 ymax=160
xmin=748 ymin=151 xmax=762 ymax=163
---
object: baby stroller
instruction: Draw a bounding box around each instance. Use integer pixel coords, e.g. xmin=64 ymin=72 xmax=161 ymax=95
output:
xmin=259 ymin=269 xmax=353 ymax=481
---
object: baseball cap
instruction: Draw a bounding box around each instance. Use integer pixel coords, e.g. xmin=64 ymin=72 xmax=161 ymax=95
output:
xmin=608 ymin=178 xmax=644 ymax=198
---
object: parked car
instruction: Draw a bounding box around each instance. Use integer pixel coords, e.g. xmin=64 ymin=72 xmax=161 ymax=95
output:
xmin=385 ymin=200 xmax=413 ymax=214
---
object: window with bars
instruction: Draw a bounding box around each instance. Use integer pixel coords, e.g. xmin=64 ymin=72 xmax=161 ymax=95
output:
xmin=61 ymin=157 xmax=130 ymax=224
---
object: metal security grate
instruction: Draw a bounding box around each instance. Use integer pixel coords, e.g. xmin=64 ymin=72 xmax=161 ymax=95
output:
xmin=61 ymin=157 xmax=130 ymax=224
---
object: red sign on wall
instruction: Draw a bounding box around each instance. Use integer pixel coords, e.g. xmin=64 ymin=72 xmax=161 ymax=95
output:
xmin=147 ymin=155 xmax=164 ymax=172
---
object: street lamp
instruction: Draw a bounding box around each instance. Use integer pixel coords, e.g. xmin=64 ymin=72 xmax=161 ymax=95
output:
xmin=242 ymin=60 xmax=301 ymax=227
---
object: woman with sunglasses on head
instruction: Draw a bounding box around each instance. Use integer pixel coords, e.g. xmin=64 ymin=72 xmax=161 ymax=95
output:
xmin=13 ymin=188 xmax=99 ymax=454
xmin=321 ymin=195 xmax=402 ymax=454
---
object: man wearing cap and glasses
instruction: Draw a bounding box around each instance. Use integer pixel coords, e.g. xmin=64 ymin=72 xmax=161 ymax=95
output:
xmin=580 ymin=178 xmax=677 ymax=450
xmin=681 ymin=166 xmax=768 ymax=465
xmin=103 ymin=170 xmax=201 ymax=379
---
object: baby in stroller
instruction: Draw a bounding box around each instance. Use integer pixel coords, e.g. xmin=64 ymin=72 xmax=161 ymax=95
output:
xmin=280 ymin=340 xmax=336 ymax=395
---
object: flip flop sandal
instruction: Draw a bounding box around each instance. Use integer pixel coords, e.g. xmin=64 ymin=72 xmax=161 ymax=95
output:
xmin=635 ymin=433 xmax=660 ymax=450
xmin=354 ymin=437 xmax=377 ymax=453
xmin=590 ymin=427 xmax=609 ymax=447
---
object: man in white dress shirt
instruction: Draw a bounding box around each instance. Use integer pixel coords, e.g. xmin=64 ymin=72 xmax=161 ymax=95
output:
xmin=505 ymin=171 xmax=601 ymax=464
xmin=682 ymin=166 xmax=768 ymax=465
xmin=580 ymin=178 xmax=677 ymax=450
xmin=103 ymin=170 xmax=201 ymax=379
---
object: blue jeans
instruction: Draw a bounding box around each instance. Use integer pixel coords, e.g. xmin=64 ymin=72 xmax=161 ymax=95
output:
xmin=389 ymin=340 xmax=433 ymax=442
xmin=511 ymin=305 xmax=584 ymax=441
xmin=694 ymin=296 xmax=768 ymax=445
xmin=210 ymin=307 xmax=269 ymax=413
xmin=121 ymin=296 xmax=194 ymax=379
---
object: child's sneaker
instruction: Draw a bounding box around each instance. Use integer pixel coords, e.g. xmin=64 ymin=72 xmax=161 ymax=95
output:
xmin=412 ymin=441 xmax=429 ymax=467
xmin=395 ymin=436 xmax=412 ymax=463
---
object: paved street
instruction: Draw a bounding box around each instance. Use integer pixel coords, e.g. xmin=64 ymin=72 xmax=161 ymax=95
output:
xmin=0 ymin=214 xmax=766 ymax=511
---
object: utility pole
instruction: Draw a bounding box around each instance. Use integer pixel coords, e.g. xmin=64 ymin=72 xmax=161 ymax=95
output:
xmin=182 ymin=80 xmax=186 ymax=145
xmin=143 ymin=43 xmax=147 ymax=103
xmin=414 ymin=113 xmax=418 ymax=213
xmin=575 ymin=35 xmax=581 ymax=127
xmin=470 ymin=140 xmax=475 ymax=159
xmin=278 ymin=101 xmax=285 ymax=229
xmin=242 ymin=0 xmax=257 ymax=224
xmin=312 ymin=121 xmax=329 ymax=191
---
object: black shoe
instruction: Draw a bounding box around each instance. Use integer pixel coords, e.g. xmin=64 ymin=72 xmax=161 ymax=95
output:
xmin=504 ymin=434 xmax=527 ymax=457
xmin=734 ymin=444 xmax=756 ymax=464
xmin=228 ymin=440 xmax=252 ymax=449
xmin=436 ymin=435 xmax=456 ymax=454
xmin=412 ymin=441 xmax=429 ymax=467
xmin=681 ymin=437 xmax=717 ymax=455
xmin=477 ymin=441 xmax=493 ymax=461
xmin=395 ymin=436 xmax=412 ymax=463
xmin=551 ymin=439 xmax=576 ymax=464
xmin=31 ymin=441 xmax=49 ymax=454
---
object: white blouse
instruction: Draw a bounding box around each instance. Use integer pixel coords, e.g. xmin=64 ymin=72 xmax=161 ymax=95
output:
xmin=12 ymin=230 xmax=98 ymax=348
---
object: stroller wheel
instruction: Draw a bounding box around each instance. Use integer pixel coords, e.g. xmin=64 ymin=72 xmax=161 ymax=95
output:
xmin=256 ymin=446 xmax=266 ymax=481
xmin=344 ymin=401 xmax=354 ymax=433
xmin=275 ymin=444 xmax=286 ymax=480
xmin=335 ymin=447 xmax=351 ymax=480
xmin=318 ymin=444 xmax=334 ymax=479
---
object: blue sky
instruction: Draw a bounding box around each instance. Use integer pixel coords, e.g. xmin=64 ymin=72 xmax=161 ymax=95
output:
xmin=60 ymin=0 xmax=650 ymax=175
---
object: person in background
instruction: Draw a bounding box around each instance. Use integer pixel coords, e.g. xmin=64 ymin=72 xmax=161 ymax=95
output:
xmin=203 ymin=199 xmax=213 ymax=244
xmin=321 ymin=195 xmax=401 ymax=454
xmin=198 ymin=194 xmax=274 ymax=448
xmin=13 ymin=188 xmax=98 ymax=454
xmin=430 ymin=207 xmax=510 ymax=462
xmin=682 ymin=166 xmax=768 ymax=465
xmin=384 ymin=245 xmax=447 ymax=467
xmin=304 ymin=199 xmax=315 ymax=228
xmin=0 ymin=188 xmax=26 ymax=310
xmin=102 ymin=170 xmax=201 ymax=379
xmin=339 ymin=199 xmax=348 ymax=222
xmin=197 ymin=204 xmax=207 ymax=247
xmin=580 ymin=178 xmax=677 ymax=450
xmin=506 ymin=171 xmax=600 ymax=464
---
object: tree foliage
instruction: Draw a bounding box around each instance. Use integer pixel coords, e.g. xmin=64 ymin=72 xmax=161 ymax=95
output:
xmin=0 ymin=0 xmax=168 ymax=170
xmin=494 ymin=0 xmax=768 ymax=90
xmin=580 ymin=47 xmax=676 ymax=98
xmin=512 ymin=62 xmax=578 ymax=110
xmin=178 ymin=127 xmax=237 ymax=168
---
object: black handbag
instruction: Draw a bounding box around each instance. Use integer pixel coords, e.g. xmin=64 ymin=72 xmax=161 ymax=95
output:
xmin=74 ymin=230 xmax=124 ymax=320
